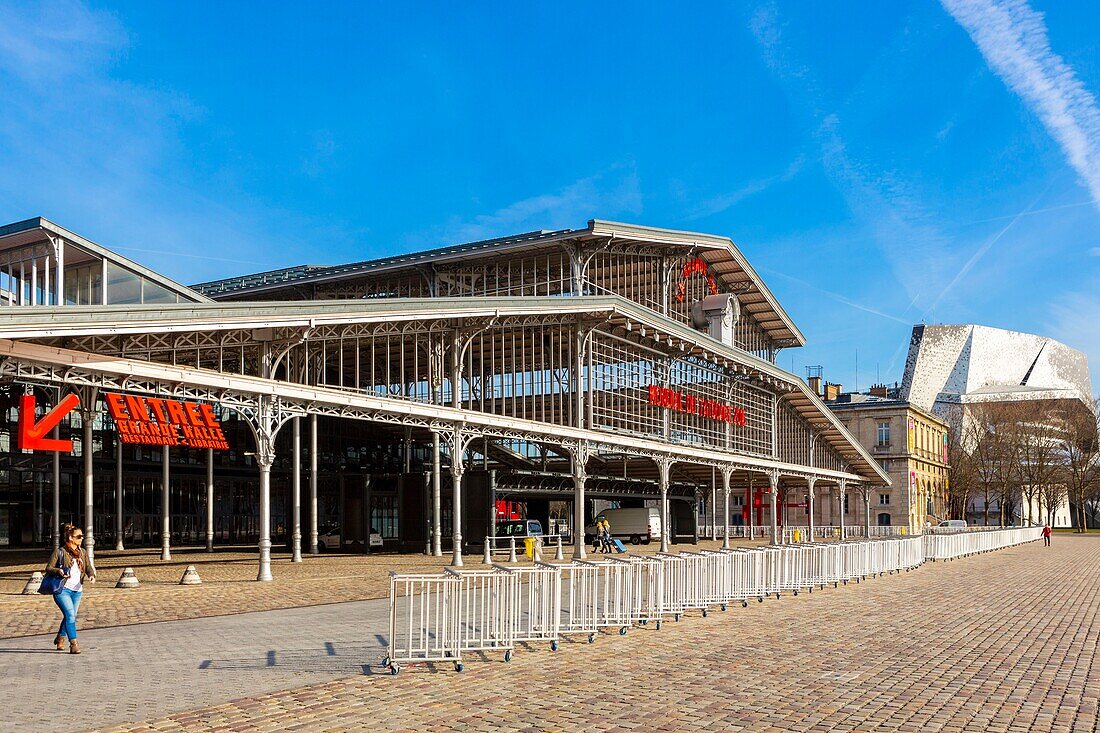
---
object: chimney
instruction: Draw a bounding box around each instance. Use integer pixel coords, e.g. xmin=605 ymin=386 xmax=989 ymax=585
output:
xmin=869 ymin=384 xmax=888 ymax=398
xmin=824 ymin=382 xmax=842 ymax=401
xmin=808 ymin=375 xmax=822 ymax=396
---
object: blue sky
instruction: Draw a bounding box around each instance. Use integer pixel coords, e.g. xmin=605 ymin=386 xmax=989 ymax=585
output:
xmin=2 ymin=0 xmax=1100 ymax=389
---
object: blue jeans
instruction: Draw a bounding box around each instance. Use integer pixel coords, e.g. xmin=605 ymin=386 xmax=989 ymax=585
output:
xmin=53 ymin=588 xmax=82 ymax=640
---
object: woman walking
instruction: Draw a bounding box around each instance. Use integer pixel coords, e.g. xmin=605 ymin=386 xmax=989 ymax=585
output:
xmin=44 ymin=523 xmax=96 ymax=654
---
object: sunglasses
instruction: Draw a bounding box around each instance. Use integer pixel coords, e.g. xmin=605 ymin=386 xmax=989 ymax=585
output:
xmin=71 ymin=534 xmax=83 ymax=540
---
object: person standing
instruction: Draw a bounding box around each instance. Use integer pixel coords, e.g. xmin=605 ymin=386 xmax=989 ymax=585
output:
xmin=1042 ymin=524 xmax=1052 ymax=548
xmin=44 ymin=523 xmax=96 ymax=654
xmin=601 ymin=518 xmax=613 ymax=553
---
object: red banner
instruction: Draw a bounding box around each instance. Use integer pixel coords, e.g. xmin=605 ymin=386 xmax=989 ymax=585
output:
xmin=647 ymin=384 xmax=746 ymax=426
xmin=105 ymin=393 xmax=229 ymax=450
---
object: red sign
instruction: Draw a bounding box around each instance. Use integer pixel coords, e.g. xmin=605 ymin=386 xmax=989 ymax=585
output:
xmin=674 ymin=257 xmax=719 ymax=303
xmin=105 ymin=393 xmax=229 ymax=450
xmin=647 ymin=384 xmax=746 ymax=426
xmin=17 ymin=393 xmax=80 ymax=452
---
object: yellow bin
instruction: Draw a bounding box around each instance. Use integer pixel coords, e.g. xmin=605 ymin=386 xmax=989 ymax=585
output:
xmin=524 ymin=537 xmax=536 ymax=559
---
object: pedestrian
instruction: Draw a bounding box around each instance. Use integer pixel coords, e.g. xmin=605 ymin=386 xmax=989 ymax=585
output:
xmin=1042 ymin=523 xmax=1052 ymax=547
xmin=592 ymin=518 xmax=603 ymax=554
xmin=601 ymin=518 xmax=613 ymax=553
xmin=44 ymin=523 xmax=96 ymax=654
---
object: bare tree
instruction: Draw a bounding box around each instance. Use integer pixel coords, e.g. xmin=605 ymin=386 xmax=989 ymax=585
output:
xmin=965 ymin=402 xmax=1022 ymax=526
xmin=1059 ymin=397 xmax=1100 ymax=533
xmin=945 ymin=412 xmax=976 ymax=521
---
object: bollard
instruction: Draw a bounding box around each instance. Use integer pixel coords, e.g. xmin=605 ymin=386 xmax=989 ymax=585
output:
xmin=508 ymin=537 xmax=517 ymax=563
xmin=179 ymin=565 xmax=202 ymax=585
xmin=22 ymin=571 xmax=43 ymax=595
xmin=483 ymin=539 xmax=493 ymax=565
xmin=115 ymin=567 xmax=140 ymax=588
xmin=533 ymin=538 xmax=542 ymax=562
xmin=554 ymin=535 xmax=564 ymax=561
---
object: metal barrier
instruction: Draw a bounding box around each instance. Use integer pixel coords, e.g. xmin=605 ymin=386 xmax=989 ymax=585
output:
xmin=385 ymin=531 xmax=1031 ymax=674
xmin=385 ymin=572 xmax=461 ymax=674
xmin=500 ymin=563 xmax=562 ymax=651
xmin=447 ymin=567 xmax=516 ymax=664
xmin=923 ymin=526 xmax=1042 ymax=560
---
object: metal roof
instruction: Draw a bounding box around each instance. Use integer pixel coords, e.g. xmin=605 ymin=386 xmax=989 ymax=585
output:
xmin=0 ymin=218 xmax=212 ymax=304
xmin=0 ymin=294 xmax=885 ymax=484
xmin=191 ymin=219 xmax=806 ymax=348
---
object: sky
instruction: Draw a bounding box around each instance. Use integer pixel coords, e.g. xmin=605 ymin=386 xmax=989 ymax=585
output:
xmin=1 ymin=0 xmax=1100 ymax=390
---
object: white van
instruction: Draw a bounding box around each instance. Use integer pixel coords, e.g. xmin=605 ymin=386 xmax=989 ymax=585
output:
xmin=584 ymin=507 xmax=661 ymax=545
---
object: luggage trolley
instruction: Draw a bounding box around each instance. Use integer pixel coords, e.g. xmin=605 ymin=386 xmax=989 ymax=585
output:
xmin=384 ymin=571 xmax=462 ymax=675
xmin=446 ymin=566 xmax=517 ymax=664
xmin=495 ymin=562 xmax=562 ymax=652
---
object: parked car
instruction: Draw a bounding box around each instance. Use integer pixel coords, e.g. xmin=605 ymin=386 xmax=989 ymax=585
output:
xmin=937 ymin=519 xmax=968 ymax=532
xmin=584 ymin=507 xmax=661 ymax=545
xmin=317 ymin=524 xmax=383 ymax=551
xmin=495 ymin=519 xmax=544 ymax=538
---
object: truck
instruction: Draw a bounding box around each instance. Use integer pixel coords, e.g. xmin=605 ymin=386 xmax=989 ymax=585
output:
xmin=584 ymin=507 xmax=661 ymax=545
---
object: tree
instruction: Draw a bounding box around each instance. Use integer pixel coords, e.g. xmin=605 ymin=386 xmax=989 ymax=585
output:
xmin=1058 ymin=397 xmax=1100 ymax=533
xmin=944 ymin=412 xmax=976 ymax=521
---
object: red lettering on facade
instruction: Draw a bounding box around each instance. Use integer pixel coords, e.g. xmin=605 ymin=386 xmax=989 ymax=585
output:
xmin=104 ymin=393 xmax=230 ymax=450
xmin=646 ymin=384 xmax=746 ymax=426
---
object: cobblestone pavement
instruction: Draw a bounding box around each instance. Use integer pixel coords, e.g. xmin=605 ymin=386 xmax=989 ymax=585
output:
xmin=1 ymin=535 xmax=1092 ymax=733
xmin=0 ymin=538 xmax=758 ymax=638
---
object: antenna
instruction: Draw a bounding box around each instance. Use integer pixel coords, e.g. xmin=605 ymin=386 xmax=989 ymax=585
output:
xmin=854 ymin=349 xmax=859 ymax=392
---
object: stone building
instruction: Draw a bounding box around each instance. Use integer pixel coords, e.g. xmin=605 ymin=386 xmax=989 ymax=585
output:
xmin=822 ymin=381 xmax=950 ymax=531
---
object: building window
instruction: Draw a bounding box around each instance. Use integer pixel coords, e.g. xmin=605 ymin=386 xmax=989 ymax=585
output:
xmin=877 ymin=421 xmax=890 ymax=447
xmin=877 ymin=512 xmax=892 ymax=526
xmin=879 ymin=493 xmax=890 ymax=506
xmin=844 ymin=494 xmax=850 ymax=515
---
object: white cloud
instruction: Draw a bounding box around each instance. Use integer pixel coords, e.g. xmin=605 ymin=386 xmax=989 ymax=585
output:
xmin=942 ymin=0 xmax=1100 ymax=212
xmin=423 ymin=166 xmax=643 ymax=245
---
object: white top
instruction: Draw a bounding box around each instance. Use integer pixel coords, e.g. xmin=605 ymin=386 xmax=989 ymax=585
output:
xmin=63 ymin=556 xmax=83 ymax=592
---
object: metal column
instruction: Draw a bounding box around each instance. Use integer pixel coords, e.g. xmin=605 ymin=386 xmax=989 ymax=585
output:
xmin=309 ymin=413 xmax=318 ymax=555
xmin=450 ymin=445 xmax=465 ymax=568
xmin=161 ymin=445 xmax=171 ymax=561
xmin=658 ymin=458 xmax=671 ymax=553
xmin=572 ymin=448 xmax=587 ymax=560
xmin=768 ymin=471 xmax=780 ymax=546
xmin=82 ymin=408 xmax=95 ymax=565
xmin=864 ymin=486 xmax=872 ymax=539
xmin=807 ymin=476 xmax=816 ymax=543
xmin=721 ymin=467 xmax=732 ymax=550
xmin=291 ymin=417 xmax=302 ymax=563
xmin=257 ymin=455 xmax=273 ymax=581
xmin=837 ymin=480 xmax=846 ymax=540
xmin=432 ymin=431 xmax=442 ymax=557
xmin=115 ymin=438 xmax=124 ymax=551
xmin=205 ymin=448 xmax=214 ymax=552
xmin=52 ymin=423 xmax=60 ymax=550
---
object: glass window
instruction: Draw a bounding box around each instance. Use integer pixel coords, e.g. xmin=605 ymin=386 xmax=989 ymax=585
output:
xmin=876 ymin=421 xmax=890 ymax=446
xmin=141 ymin=278 xmax=179 ymax=304
xmin=106 ymin=262 xmax=142 ymax=305
xmin=879 ymin=493 xmax=890 ymax=506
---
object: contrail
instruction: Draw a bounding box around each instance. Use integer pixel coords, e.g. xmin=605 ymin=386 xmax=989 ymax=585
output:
xmin=758 ymin=267 xmax=911 ymax=325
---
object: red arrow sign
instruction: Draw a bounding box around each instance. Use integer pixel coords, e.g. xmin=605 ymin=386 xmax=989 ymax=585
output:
xmin=17 ymin=393 xmax=80 ymax=452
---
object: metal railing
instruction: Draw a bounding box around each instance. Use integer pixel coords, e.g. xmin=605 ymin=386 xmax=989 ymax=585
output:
xmin=923 ymin=526 xmax=1042 ymax=560
xmin=384 ymin=527 xmax=1041 ymax=674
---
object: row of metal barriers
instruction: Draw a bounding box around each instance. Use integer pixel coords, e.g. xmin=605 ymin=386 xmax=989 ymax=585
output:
xmin=383 ymin=527 xmax=1042 ymax=674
